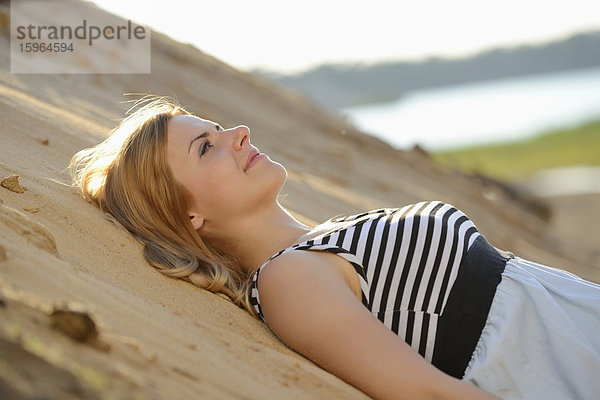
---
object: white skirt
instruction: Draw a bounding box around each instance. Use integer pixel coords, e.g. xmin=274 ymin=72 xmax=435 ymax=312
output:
xmin=462 ymin=257 xmax=600 ymax=400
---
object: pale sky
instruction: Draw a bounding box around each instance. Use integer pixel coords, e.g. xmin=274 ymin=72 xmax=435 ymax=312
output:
xmin=90 ymin=0 xmax=600 ymax=73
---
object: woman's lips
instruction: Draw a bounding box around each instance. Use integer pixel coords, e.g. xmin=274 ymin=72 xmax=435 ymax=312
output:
xmin=245 ymin=151 xmax=265 ymax=171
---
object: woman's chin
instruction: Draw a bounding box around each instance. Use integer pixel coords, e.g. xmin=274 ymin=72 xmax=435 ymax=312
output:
xmin=274 ymin=164 xmax=288 ymax=193
xmin=269 ymin=158 xmax=287 ymax=179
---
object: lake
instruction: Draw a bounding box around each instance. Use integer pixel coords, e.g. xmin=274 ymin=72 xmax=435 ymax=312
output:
xmin=342 ymin=67 xmax=600 ymax=151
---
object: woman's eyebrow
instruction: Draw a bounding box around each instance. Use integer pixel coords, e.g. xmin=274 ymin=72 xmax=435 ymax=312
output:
xmin=187 ymin=132 xmax=208 ymax=154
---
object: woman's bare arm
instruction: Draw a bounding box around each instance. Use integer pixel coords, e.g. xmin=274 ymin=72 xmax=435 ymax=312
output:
xmin=257 ymin=250 xmax=499 ymax=400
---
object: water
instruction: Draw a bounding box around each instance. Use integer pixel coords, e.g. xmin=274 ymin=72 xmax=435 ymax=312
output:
xmin=523 ymin=165 xmax=600 ymax=197
xmin=342 ymin=67 xmax=600 ymax=151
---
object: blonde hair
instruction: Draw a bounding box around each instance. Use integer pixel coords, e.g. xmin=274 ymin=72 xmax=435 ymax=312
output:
xmin=68 ymin=96 xmax=258 ymax=318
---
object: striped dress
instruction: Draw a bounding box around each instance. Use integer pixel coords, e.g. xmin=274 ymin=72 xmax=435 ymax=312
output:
xmin=250 ymin=201 xmax=512 ymax=378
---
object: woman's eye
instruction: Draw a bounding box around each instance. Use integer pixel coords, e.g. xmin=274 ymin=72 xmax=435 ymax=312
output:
xmin=199 ymin=140 xmax=213 ymax=157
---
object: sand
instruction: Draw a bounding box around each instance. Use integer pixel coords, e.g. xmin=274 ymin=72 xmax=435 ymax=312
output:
xmin=0 ymin=2 xmax=598 ymax=399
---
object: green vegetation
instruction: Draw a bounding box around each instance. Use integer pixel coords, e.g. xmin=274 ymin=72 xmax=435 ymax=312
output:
xmin=432 ymin=119 xmax=600 ymax=182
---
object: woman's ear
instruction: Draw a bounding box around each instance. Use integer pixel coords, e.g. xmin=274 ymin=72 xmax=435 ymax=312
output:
xmin=189 ymin=213 xmax=204 ymax=231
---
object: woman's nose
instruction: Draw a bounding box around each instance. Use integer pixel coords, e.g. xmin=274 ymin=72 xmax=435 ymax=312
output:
xmin=229 ymin=125 xmax=250 ymax=150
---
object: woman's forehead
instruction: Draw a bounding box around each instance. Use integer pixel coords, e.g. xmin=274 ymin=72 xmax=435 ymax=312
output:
xmin=167 ymin=115 xmax=218 ymax=147
xmin=169 ymin=114 xmax=217 ymax=132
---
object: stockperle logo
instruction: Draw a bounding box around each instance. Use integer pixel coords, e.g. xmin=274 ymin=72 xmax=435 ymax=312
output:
xmin=10 ymin=0 xmax=151 ymax=74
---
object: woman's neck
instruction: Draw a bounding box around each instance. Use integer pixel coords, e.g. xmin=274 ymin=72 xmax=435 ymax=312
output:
xmin=203 ymin=202 xmax=319 ymax=275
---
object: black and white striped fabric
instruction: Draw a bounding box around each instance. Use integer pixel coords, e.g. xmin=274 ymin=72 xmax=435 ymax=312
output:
xmin=250 ymin=201 xmax=506 ymax=377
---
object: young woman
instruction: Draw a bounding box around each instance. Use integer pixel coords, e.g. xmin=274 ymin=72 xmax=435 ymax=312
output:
xmin=69 ymin=97 xmax=600 ymax=400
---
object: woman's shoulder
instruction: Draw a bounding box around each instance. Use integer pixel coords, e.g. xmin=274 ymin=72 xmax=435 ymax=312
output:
xmin=256 ymin=248 xmax=363 ymax=301
xmin=255 ymin=249 xmax=362 ymax=318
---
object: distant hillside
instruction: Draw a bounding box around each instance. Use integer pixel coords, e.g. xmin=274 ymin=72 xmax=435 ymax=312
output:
xmin=260 ymin=31 xmax=600 ymax=109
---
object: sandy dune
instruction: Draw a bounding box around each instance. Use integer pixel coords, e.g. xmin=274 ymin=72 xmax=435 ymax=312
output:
xmin=0 ymin=2 xmax=597 ymax=399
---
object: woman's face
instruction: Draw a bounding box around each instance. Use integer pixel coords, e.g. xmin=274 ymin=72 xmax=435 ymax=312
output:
xmin=166 ymin=114 xmax=286 ymax=232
